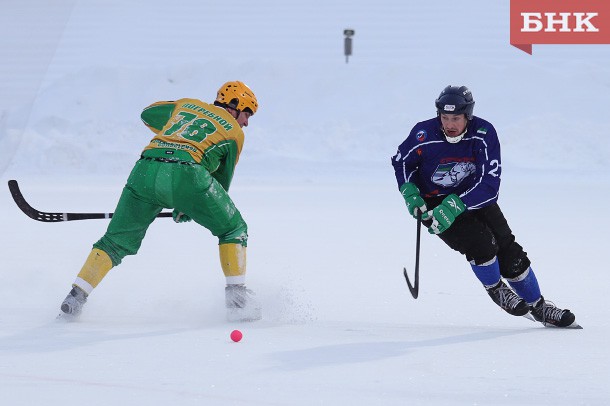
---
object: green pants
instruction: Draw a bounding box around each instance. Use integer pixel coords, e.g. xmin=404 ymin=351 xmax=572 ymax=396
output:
xmin=94 ymin=158 xmax=247 ymax=266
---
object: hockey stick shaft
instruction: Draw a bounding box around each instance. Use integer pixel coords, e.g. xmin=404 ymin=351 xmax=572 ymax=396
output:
xmin=403 ymin=210 xmax=421 ymax=299
xmin=8 ymin=180 xmax=172 ymax=222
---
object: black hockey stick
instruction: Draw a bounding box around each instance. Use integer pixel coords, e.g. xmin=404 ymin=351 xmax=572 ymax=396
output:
xmin=403 ymin=210 xmax=421 ymax=299
xmin=8 ymin=180 xmax=173 ymax=222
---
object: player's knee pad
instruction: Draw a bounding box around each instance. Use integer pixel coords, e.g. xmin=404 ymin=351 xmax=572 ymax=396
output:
xmin=438 ymin=217 xmax=498 ymax=265
xmin=460 ymin=236 xmax=498 ymax=266
xmin=499 ymin=251 xmax=531 ymax=279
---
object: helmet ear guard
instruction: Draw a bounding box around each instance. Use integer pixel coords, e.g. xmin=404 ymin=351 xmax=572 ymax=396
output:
xmin=215 ymin=81 xmax=258 ymax=115
xmin=226 ymin=98 xmax=240 ymax=111
xmin=435 ymin=85 xmax=475 ymax=120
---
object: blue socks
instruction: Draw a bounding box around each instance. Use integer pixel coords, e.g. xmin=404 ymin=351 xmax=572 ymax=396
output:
xmin=470 ymin=257 xmax=501 ymax=287
xmin=507 ymin=267 xmax=541 ymax=304
xmin=471 ymin=258 xmax=542 ymax=303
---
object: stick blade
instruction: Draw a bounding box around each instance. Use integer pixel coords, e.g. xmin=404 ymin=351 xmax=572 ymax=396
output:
xmin=7 ymin=179 xmax=58 ymax=221
xmin=403 ymin=267 xmax=419 ymax=299
xmin=8 ymin=180 xmax=79 ymax=222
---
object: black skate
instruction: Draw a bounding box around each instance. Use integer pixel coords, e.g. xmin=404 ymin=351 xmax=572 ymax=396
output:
xmin=528 ymin=296 xmax=580 ymax=328
xmin=486 ymin=280 xmax=530 ymax=316
xmin=57 ymin=286 xmax=88 ymax=320
xmin=225 ymin=284 xmax=262 ymax=322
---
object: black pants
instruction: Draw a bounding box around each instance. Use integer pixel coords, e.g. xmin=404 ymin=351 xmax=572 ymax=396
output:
xmin=424 ymin=199 xmax=530 ymax=279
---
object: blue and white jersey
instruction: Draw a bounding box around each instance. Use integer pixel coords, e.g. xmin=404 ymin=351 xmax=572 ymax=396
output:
xmin=391 ymin=116 xmax=501 ymax=210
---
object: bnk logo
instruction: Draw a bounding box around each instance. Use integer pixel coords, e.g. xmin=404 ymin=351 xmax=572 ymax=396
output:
xmin=510 ymin=0 xmax=610 ymax=54
xmin=522 ymin=12 xmax=598 ymax=32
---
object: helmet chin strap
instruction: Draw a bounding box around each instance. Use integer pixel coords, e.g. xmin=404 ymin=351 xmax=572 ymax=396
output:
xmin=442 ymin=127 xmax=467 ymax=144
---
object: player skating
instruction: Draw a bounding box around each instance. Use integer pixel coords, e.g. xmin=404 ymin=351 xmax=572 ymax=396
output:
xmin=392 ymin=85 xmax=579 ymax=328
xmin=59 ymin=81 xmax=261 ymax=322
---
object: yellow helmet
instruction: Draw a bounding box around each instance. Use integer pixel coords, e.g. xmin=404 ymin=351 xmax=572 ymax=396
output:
xmin=215 ymin=81 xmax=258 ymax=115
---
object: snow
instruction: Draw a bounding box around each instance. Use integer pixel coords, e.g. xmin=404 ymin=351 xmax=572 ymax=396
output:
xmin=1 ymin=1 xmax=609 ymax=405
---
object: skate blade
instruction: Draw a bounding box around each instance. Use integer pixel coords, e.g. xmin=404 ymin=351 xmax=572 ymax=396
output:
xmin=523 ymin=313 xmax=583 ymax=329
xmin=56 ymin=311 xmax=80 ymax=322
xmin=540 ymin=320 xmax=583 ymax=329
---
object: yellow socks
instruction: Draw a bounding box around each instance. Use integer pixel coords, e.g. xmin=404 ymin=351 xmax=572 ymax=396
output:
xmin=219 ymin=243 xmax=246 ymax=285
xmin=74 ymin=248 xmax=113 ymax=294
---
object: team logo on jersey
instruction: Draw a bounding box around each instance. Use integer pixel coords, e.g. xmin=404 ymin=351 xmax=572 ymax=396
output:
xmin=477 ymin=127 xmax=488 ymax=135
xmin=416 ymin=130 xmax=427 ymax=141
xmin=431 ymin=161 xmax=476 ymax=187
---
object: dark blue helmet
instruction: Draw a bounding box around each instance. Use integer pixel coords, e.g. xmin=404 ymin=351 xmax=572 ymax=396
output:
xmin=435 ymin=85 xmax=475 ymax=120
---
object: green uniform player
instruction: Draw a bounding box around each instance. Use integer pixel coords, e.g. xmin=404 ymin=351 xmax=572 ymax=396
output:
xmin=59 ymin=81 xmax=261 ymax=322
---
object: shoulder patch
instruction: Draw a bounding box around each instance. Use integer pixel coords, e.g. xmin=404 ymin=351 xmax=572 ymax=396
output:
xmin=416 ymin=130 xmax=427 ymax=142
xmin=477 ymin=127 xmax=488 ymax=135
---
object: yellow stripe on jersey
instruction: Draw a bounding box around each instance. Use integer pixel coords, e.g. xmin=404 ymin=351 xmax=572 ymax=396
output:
xmin=141 ymin=98 xmax=244 ymax=165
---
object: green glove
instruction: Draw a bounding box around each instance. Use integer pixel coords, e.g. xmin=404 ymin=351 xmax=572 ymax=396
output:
xmin=400 ymin=182 xmax=428 ymax=219
xmin=422 ymin=194 xmax=466 ymax=234
xmin=172 ymin=210 xmax=192 ymax=223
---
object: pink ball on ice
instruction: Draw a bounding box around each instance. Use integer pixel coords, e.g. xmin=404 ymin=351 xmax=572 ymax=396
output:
xmin=230 ymin=329 xmax=243 ymax=342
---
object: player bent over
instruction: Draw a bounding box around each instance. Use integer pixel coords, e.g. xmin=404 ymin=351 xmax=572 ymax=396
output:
xmin=59 ymin=81 xmax=261 ymax=322
xmin=391 ymin=85 xmax=579 ymax=328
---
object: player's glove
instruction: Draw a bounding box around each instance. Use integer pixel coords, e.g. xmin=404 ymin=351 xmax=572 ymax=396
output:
xmin=400 ymin=182 xmax=427 ymax=219
xmin=422 ymin=194 xmax=466 ymax=234
xmin=172 ymin=210 xmax=192 ymax=223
